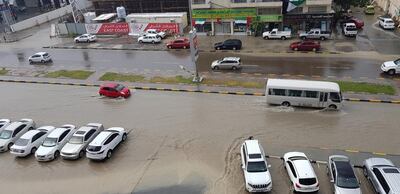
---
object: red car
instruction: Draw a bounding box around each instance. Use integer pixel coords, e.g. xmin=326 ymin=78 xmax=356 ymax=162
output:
xmin=343 ymin=16 xmax=364 ymax=29
xmin=290 ymin=41 xmax=321 ymax=51
xmin=99 ymin=83 xmax=131 ymax=98
xmin=166 ymin=38 xmax=190 ymax=49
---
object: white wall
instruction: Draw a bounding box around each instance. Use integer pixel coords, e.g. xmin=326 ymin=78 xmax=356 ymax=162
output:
xmin=10 ymin=5 xmax=72 ymax=32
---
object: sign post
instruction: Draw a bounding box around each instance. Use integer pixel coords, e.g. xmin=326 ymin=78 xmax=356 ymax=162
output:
xmin=189 ymin=29 xmax=202 ymax=83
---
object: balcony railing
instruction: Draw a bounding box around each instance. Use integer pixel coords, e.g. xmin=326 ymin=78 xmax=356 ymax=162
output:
xmin=193 ymin=0 xmax=206 ymax=4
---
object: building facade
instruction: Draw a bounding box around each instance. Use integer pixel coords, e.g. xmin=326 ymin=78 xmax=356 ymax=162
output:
xmin=283 ymin=0 xmax=333 ymax=32
xmin=375 ymin=0 xmax=400 ymax=22
xmin=191 ymin=0 xmax=283 ymax=35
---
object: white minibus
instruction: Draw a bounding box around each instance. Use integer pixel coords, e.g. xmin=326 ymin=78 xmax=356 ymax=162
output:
xmin=266 ymin=79 xmax=342 ymax=109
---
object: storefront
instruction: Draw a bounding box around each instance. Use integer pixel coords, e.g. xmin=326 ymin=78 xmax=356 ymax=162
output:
xmin=192 ymin=8 xmax=256 ymax=35
xmin=259 ymin=14 xmax=283 ymax=32
xmin=283 ymin=13 xmax=333 ymax=32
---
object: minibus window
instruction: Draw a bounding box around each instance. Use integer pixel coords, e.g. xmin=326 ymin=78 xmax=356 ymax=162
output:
xmin=330 ymin=92 xmax=341 ymax=103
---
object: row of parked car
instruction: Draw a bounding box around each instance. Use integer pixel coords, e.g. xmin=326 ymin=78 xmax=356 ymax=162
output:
xmin=0 ymin=119 xmax=127 ymax=161
xmin=241 ymin=138 xmax=400 ymax=193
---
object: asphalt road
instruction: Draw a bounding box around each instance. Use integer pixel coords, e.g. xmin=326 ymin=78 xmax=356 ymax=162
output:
xmin=0 ymin=48 xmax=397 ymax=79
xmin=0 ymin=82 xmax=399 ymax=194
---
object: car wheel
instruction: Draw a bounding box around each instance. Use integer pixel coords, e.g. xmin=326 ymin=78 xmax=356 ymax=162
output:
xmin=168 ymin=46 xmax=172 ymax=49
xmin=388 ymin=69 xmax=395 ymax=75
xmin=232 ymin=47 xmax=236 ymax=50
xmin=328 ymin=104 xmax=337 ymax=109
xmin=312 ymin=48 xmax=317 ymax=52
xmin=106 ymin=150 xmax=112 ymax=159
xmin=232 ymin=66 xmax=238 ymax=70
xmin=86 ymin=40 xmax=89 ymax=43
xmin=41 ymin=60 xmax=45 ymax=63
xmin=294 ymin=48 xmax=298 ymax=51
xmin=213 ymin=66 xmax=219 ymax=70
xmin=75 ymin=40 xmax=79 ymax=43
xmin=31 ymin=147 xmax=37 ymax=154
xmin=320 ymin=36 xmax=326 ymax=41
xmin=79 ymin=150 xmax=84 ymax=158
xmin=7 ymin=143 xmax=13 ymax=150
xmin=152 ymin=40 xmax=155 ymax=44
xmin=281 ymin=36 xmax=286 ymax=40
xmin=264 ymin=36 xmax=268 ymax=40
xmin=139 ymin=40 xmax=143 ymax=43
xmin=29 ymin=127 xmax=34 ymax=130
xmin=54 ymin=150 xmax=60 ymax=159
xmin=29 ymin=60 xmax=33 ymax=63
xmin=216 ymin=47 xmax=221 ymax=50
xmin=282 ymin=101 xmax=290 ymax=107
xmin=301 ymin=36 xmax=306 ymax=40
xmin=122 ymin=133 xmax=127 ymax=141
xmin=183 ymin=46 xmax=187 ymax=49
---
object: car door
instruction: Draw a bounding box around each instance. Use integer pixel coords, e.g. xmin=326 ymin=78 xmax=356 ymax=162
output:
xmin=109 ymin=88 xmax=119 ymax=97
xmin=32 ymin=131 xmax=46 ymax=147
xmin=58 ymin=130 xmax=71 ymax=148
xmin=84 ymin=129 xmax=96 ymax=144
xmin=286 ymin=160 xmax=297 ymax=182
xmin=174 ymin=40 xmax=182 ymax=48
xmin=105 ymin=133 xmax=119 ymax=150
xmin=32 ymin=55 xmax=40 ymax=62
xmin=318 ymin=92 xmax=328 ymax=107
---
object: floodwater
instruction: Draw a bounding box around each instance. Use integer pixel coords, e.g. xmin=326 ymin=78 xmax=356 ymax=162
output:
xmin=0 ymin=83 xmax=399 ymax=194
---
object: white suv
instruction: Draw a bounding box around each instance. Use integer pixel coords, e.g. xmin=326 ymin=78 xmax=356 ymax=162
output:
xmin=138 ymin=34 xmax=161 ymax=44
xmin=211 ymin=57 xmax=241 ymax=70
xmin=379 ymin=17 xmax=395 ymax=30
xmin=28 ymin=52 xmax=52 ymax=63
xmin=145 ymin=29 xmax=166 ymax=39
xmin=381 ymin=58 xmax=400 ymax=75
xmin=240 ymin=139 xmax=272 ymax=192
xmin=283 ymin=152 xmax=319 ymax=193
xmin=74 ymin=34 xmax=97 ymax=43
xmin=86 ymin=127 xmax=127 ymax=160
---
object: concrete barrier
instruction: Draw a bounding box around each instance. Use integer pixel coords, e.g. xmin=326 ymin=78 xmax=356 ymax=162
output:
xmin=10 ymin=5 xmax=72 ymax=32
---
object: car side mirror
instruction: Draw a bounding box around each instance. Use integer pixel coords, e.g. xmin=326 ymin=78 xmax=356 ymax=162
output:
xmin=267 ymin=164 xmax=271 ymax=168
xmin=241 ymin=165 xmax=245 ymax=169
xmin=330 ymin=179 xmax=334 ymax=183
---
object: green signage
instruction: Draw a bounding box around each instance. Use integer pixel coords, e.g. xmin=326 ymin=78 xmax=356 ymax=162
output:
xmin=192 ymin=8 xmax=257 ymax=19
xmin=258 ymin=15 xmax=283 ymax=22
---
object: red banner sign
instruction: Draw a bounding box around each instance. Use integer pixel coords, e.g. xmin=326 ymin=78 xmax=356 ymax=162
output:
xmin=144 ymin=23 xmax=179 ymax=33
xmin=86 ymin=23 xmax=130 ymax=35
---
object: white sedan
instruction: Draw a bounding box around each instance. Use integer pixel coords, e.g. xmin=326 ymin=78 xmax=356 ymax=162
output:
xmin=0 ymin=119 xmax=11 ymax=132
xmin=283 ymin=152 xmax=319 ymax=193
xmin=35 ymin=124 xmax=76 ymax=162
xmin=0 ymin=118 xmax=36 ymax=152
xmin=10 ymin=126 xmax=55 ymax=157
xmin=74 ymin=34 xmax=97 ymax=43
xmin=86 ymin=127 xmax=127 ymax=160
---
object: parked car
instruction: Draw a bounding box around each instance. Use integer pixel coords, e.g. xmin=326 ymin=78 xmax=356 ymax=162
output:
xmin=299 ymin=28 xmax=331 ymax=40
xmin=166 ymin=38 xmax=190 ymax=49
xmin=363 ymin=158 xmax=400 ymax=194
xmin=283 ymin=152 xmax=320 ymax=193
xmin=145 ymin=29 xmax=166 ymax=39
xmin=342 ymin=23 xmax=358 ymax=37
xmin=60 ymin=123 xmax=103 ymax=160
xmin=346 ymin=17 xmax=364 ymax=29
xmin=74 ymin=34 xmax=97 ymax=43
xmin=379 ymin=16 xmax=395 ymax=30
xmin=138 ymin=34 xmax=161 ymax=44
xmin=262 ymin=28 xmax=292 ymax=40
xmin=0 ymin=119 xmax=11 ymax=132
xmin=10 ymin=126 xmax=55 ymax=157
xmin=86 ymin=127 xmax=127 ymax=160
xmin=327 ymin=155 xmax=362 ymax=194
xmin=99 ymin=83 xmax=131 ymax=98
xmin=211 ymin=57 xmax=241 ymax=70
xmin=35 ymin=124 xmax=77 ymax=162
xmin=290 ymin=41 xmax=320 ymax=51
xmin=381 ymin=58 xmax=400 ymax=75
xmin=214 ymin=39 xmax=242 ymax=50
xmin=364 ymin=5 xmax=375 ymax=15
xmin=0 ymin=119 xmax=35 ymax=152
xmin=240 ymin=139 xmax=272 ymax=193
xmin=28 ymin=52 xmax=52 ymax=63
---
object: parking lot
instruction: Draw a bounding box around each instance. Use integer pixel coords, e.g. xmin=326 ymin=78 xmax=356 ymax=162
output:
xmin=0 ymin=82 xmax=399 ymax=194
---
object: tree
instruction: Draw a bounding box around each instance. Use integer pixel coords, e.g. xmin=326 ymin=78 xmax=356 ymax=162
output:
xmin=334 ymin=0 xmax=370 ymax=11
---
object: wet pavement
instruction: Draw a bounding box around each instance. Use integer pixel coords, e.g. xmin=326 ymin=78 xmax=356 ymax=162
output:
xmin=0 ymin=82 xmax=399 ymax=194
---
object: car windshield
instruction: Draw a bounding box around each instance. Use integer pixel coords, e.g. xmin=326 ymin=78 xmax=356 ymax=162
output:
xmin=42 ymin=137 xmax=58 ymax=147
xmin=336 ymin=161 xmax=359 ymax=188
xmin=394 ymin=59 xmax=400 ymax=65
xmin=0 ymin=130 xmax=12 ymax=139
xmin=68 ymin=136 xmax=83 ymax=144
xmin=337 ymin=176 xmax=359 ymax=188
xmin=115 ymin=84 xmax=125 ymax=91
xmin=15 ymin=138 xmax=29 ymax=146
xmin=247 ymin=161 xmax=268 ymax=172
xmin=386 ymin=21 xmax=394 ymax=24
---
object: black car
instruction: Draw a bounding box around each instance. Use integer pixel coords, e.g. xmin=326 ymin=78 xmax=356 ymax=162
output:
xmin=214 ymin=39 xmax=242 ymax=50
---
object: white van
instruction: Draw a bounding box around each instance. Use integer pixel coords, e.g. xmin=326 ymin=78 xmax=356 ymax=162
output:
xmin=266 ymin=79 xmax=342 ymax=109
xmin=379 ymin=17 xmax=395 ymax=30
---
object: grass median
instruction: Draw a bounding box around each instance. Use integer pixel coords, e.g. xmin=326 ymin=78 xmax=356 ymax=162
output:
xmin=99 ymin=72 xmax=145 ymax=82
xmin=0 ymin=68 xmax=8 ymax=75
xmin=335 ymin=81 xmax=396 ymax=95
xmin=44 ymin=70 xmax=94 ymax=80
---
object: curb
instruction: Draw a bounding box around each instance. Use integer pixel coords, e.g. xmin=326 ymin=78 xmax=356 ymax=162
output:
xmin=0 ymin=79 xmax=399 ymax=103
xmin=44 ymin=46 xmax=341 ymax=54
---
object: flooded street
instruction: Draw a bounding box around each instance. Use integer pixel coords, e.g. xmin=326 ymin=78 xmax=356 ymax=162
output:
xmin=0 ymin=82 xmax=399 ymax=194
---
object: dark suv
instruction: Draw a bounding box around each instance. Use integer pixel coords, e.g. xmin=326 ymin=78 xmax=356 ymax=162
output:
xmin=214 ymin=39 xmax=242 ymax=50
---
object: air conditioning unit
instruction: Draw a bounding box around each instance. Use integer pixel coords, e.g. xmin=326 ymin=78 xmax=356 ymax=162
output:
xmin=170 ymin=19 xmax=176 ymax=23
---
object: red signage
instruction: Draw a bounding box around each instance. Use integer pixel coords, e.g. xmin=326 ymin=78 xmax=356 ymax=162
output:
xmin=144 ymin=23 xmax=180 ymax=33
xmin=95 ymin=23 xmax=130 ymax=34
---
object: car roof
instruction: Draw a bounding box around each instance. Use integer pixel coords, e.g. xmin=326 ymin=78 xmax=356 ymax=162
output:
xmin=36 ymin=126 xmax=55 ymax=132
xmin=20 ymin=130 xmax=43 ymax=139
xmin=90 ymin=131 xmax=113 ymax=146
xmin=35 ymin=52 xmax=48 ymax=55
xmin=335 ymin=160 xmax=357 ymax=179
xmin=223 ymin=57 xmax=240 ymax=61
xmin=74 ymin=126 xmax=95 ymax=136
xmin=105 ymin=127 xmax=125 ymax=133
xmin=175 ymin=38 xmax=188 ymax=41
xmin=0 ymin=119 xmax=10 ymax=123
xmin=47 ymin=127 xmax=70 ymax=138
xmin=5 ymin=122 xmax=25 ymax=131
xmin=366 ymin=157 xmax=394 ymax=167
xmin=101 ymin=83 xmax=119 ymax=88
xmin=293 ymin=159 xmax=316 ymax=178
xmin=244 ymin=140 xmax=261 ymax=154
xmin=379 ymin=167 xmax=400 ymax=192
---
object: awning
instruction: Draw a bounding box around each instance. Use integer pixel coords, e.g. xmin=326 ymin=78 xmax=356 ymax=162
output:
xmin=195 ymin=19 xmax=206 ymax=25
xmin=234 ymin=20 xmax=247 ymax=24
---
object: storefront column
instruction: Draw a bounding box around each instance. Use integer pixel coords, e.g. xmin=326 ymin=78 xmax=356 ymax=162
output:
xmin=211 ymin=20 xmax=215 ymax=36
xmin=230 ymin=21 xmax=234 ymax=35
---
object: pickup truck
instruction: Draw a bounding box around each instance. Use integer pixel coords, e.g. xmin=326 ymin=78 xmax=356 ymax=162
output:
xmin=262 ymin=29 xmax=292 ymax=40
xmin=342 ymin=23 xmax=357 ymax=37
xmin=145 ymin=29 xmax=166 ymax=39
xmin=299 ymin=29 xmax=331 ymax=40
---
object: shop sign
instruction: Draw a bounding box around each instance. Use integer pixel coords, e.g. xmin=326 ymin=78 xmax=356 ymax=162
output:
xmin=192 ymin=8 xmax=256 ymax=19
xmin=284 ymin=13 xmax=333 ymax=20
xmin=259 ymin=15 xmax=283 ymax=22
xmin=86 ymin=23 xmax=129 ymax=34
xmin=129 ymin=23 xmax=180 ymax=36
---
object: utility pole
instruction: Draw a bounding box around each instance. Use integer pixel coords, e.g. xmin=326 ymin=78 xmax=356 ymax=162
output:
xmin=188 ymin=0 xmax=202 ymax=83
